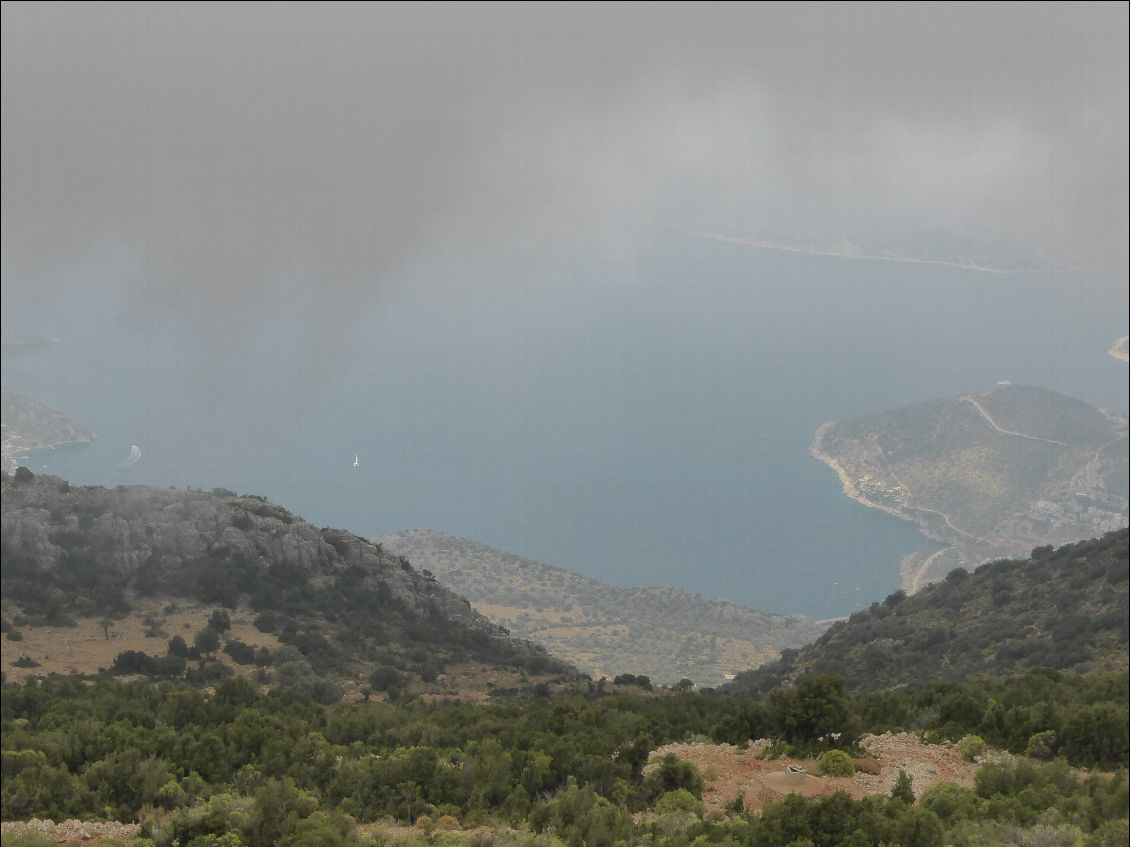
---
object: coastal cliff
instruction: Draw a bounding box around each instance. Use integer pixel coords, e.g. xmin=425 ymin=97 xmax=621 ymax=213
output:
xmin=811 ymin=385 xmax=1128 ymax=591
xmin=1 ymin=387 xmax=94 ymax=470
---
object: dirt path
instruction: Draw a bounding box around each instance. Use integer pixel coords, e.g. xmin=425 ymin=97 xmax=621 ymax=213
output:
xmin=876 ymin=446 xmax=987 ymax=545
xmin=960 ymin=395 xmax=1070 ymax=447
xmin=907 ymin=547 xmax=952 ymax=594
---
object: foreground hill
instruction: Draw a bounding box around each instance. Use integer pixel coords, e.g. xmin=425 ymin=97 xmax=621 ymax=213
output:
xmin=1 ymin=472 xmax=570 ymax=698
xmin=812 ymin=385 xmax=1128 ymax=589
xmin=732 ymin=530 xmax=1129 ymax=694
xmin=377 ymin=530 xmax=828 ymax=686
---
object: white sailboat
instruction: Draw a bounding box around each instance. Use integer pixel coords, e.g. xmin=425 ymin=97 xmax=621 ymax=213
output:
xmin=353 ymin=453 xmax=359 ymax=468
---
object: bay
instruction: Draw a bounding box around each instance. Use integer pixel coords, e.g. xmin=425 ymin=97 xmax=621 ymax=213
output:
xmin=4 ymin=234 xmax=1126 ymax=618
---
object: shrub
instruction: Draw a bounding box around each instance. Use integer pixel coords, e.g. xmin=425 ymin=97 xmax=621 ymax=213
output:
xmin=369 ymin=666 xmax=406 ymax=693
xmin=644 ymin=754 xmax=705 ymax=801
xmin=919 ymin=781 xmax=981 ymax=822
xmin=853 ymin=757 xmax=881 ymax=775
xmin=1026 ymin=730 xmax=1058 ymax=760
xmin=818 ymin=749 xmax=855 ymax=776
xmin=655 ymin=788 xmax=704 ymax=817
xmin=193 ymin=626 xmax=221 ymax=655
xmin=223 ymin=640 xmax=257 ymax=665
xmin=958 ymin=734 xmax=987 ymax=761
xmin=434 ymin=815 xmax=461 ymax=831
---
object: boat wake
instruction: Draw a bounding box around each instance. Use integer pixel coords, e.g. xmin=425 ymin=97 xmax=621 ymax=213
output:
xmin=119 ymin=445 xmax=142 ymax=468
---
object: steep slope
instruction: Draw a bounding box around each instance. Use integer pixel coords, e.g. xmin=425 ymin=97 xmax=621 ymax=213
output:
xmin=1 ymin=471 xmax=571 ymax=696
xmin=378 ymin=530 xmax=828 ymax=686
xmin=732 ymin=530 xmax=1129 ymax=693
xmin=812 ymin=385 xmax=1128 ymax=589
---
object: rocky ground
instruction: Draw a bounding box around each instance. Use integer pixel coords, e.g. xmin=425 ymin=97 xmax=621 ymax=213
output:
xmin=0 ymin=818 xmax=139 ymax=844
xmin=648 ymin=733 xmax=982 ymax=813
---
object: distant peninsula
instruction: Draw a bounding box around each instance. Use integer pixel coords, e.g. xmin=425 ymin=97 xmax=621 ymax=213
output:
xmin=1 ymin=387 xmax=94 ymax=470
xmin=1109 ymin=336 xmax=1129 ymax=363
xmin=697 ymin=231 xmax=1060 ymax=275
xmin=377 ymin=530 xmax=829 ymax=686
xmin=0 ymin=327 xmax=60 ymax=348
xmin=811 ymin=385 xmax=1128 ymax=592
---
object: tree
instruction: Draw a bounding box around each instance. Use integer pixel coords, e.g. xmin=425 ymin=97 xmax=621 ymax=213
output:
xmin=890 ymin=805 xmax=944 ymax=847
xmin=612 ymin=673 xmax=653 ymax=691
xmin=194 ymin=626 xmax=221 ymax=656
xmin=209 ymin=609 xmax=232 ymax=633
xmin=891 ymin=769 xmax=915 ymax=804
xmin=168 ymin=635 xmax=190 ymax=657
xmin=1060 ymin=702 xmax=1129 ymax=768
xmin=643 ymin=754 xmax=705 ymax=802
xmin=369 ymin=666 xmax=405 ymax=693
xmin=768 ymin=675 xmax=853 ymax=746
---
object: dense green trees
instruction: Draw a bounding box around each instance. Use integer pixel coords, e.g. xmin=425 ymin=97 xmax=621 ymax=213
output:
xmin=1 ymin=668 xmax=1126 ymax=846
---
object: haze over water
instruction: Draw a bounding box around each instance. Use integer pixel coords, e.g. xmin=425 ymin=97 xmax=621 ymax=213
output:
xmin=4 ymin=5 xmax=1128 ymax=619
xmin=4 ymin=234 xmax=1126 ymax=618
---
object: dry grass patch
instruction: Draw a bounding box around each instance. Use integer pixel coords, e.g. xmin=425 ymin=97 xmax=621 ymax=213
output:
xmin=2 ymin=599 xmax=281 ymax=682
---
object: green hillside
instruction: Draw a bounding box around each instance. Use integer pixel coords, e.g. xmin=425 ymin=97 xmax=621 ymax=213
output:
xmin=1 ymin=471 xmax=571 ymax=700
xmin=812 ymin=385 xmax=1128 ymax=589
xmin=733 ymin=530 xmax=1129 ymax=694
xmin=378 ymin=530 xmax=827 ymax=686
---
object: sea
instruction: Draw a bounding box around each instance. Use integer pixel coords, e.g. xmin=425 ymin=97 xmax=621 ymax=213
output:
xmin=4 ymin=233 xmax=1127 ymax=618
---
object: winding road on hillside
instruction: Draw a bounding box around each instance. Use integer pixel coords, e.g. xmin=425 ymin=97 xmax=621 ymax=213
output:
xmin=960 ymin=395 xmax=1070 ymax=446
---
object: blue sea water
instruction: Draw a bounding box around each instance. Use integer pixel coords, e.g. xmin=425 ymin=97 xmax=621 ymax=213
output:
xmin=4 ymin=235 xmax=1127 ymax=618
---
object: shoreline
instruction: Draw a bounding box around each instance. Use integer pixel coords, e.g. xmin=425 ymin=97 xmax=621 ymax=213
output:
xmin=809 ymin=421 xmax=924 ymax=526
xmin=810 ymin=421 xmax=961 ymax=592
xmin=2 ymin=435 xmax=97 ymax=470
xmin=698 ymin=232 xmax=1067 ymax=275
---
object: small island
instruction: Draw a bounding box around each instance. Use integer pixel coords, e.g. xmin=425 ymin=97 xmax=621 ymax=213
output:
xmin=812 ymin=385 xmax=1128 ymax=592
xmin=0 ymin=326 xmax=61 ymax=348
xmin=1 ymin=387 xmax=94 ymax=471
xmin=1109 ymin=335 xmax=1129 ymax=363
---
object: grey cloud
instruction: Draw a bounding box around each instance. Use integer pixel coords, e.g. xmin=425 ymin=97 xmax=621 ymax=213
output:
xmin=3 ymin=0 xmax=1127 ymax=325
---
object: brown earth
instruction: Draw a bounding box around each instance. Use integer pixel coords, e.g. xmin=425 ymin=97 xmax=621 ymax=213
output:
xmin=647 ymin=733 xmax=981 ymax=813
xmin=1 ymin=599 xmax=282 ymax=684
xmin=1 ymin=599 xmax=563 ymax=702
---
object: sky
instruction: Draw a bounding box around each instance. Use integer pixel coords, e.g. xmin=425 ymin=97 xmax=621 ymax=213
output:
xmin=4 ymin=2 xmax=1127 ymax=321
xmin=3 ymin=3 xmax=1128 ymax=424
